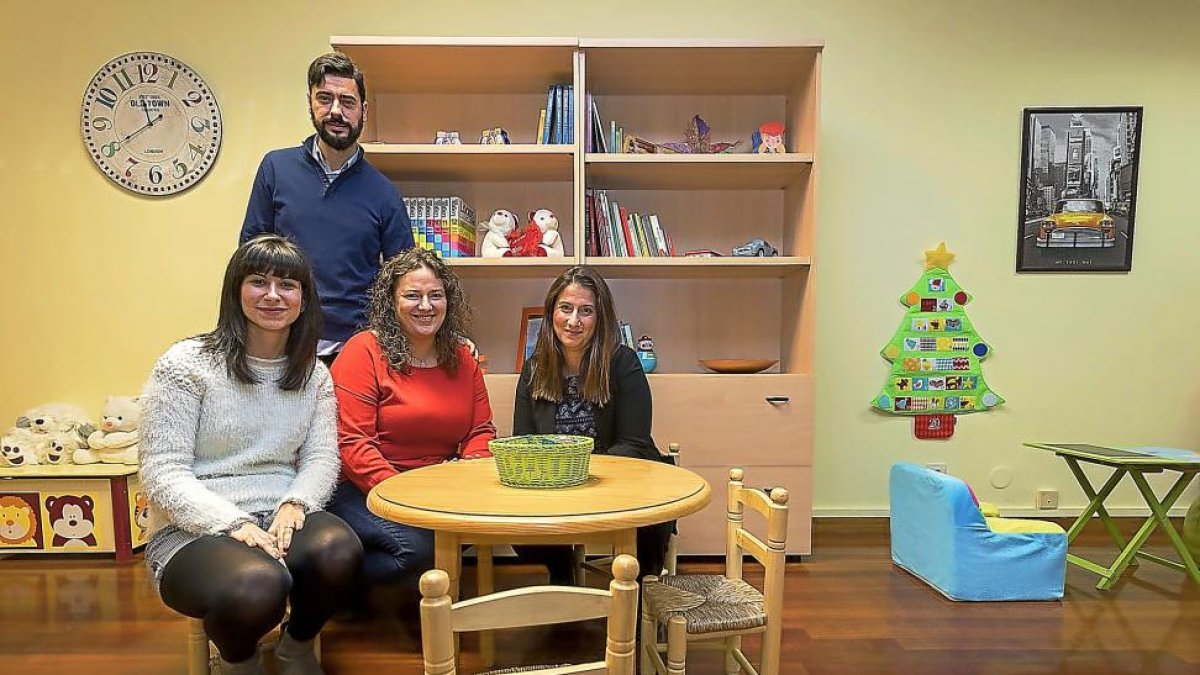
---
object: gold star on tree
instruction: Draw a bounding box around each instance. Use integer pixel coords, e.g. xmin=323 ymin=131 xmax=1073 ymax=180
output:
xmin=925 ymin=242 xmax=956 ymax=270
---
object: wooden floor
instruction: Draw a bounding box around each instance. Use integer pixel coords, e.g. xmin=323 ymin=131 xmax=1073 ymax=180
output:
xmin=1 ymin=518 xmax=1197 ymax=674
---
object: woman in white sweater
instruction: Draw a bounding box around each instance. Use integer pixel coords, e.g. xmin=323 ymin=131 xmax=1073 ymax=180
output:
xmin=140 ymin=235 xmax=361 ymax=675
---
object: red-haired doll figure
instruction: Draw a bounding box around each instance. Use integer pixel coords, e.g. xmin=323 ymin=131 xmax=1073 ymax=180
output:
xmin=756 ymin=121 xmax=786 ymax=154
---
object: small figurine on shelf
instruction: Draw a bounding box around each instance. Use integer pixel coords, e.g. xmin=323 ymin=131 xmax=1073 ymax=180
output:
xmin=479 ymin=127 xmax=511 ymax=144
xmin=434 ymin=131 xmax=462 ymax=145
xmin=478 ymin=209 xmax=518 ymax=257
xmin=636 ymin=335 xmax=658 ymax=374
xmin=656 ymin=115 xmax=741 ymax=154
xmin=752 ymin=121 xmax=787 ymax=154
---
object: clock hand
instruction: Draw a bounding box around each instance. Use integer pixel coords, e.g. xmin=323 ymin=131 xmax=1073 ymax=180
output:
xmin=143 ymin=102 xmax=154 ymax=127
xmin=120 ymin=113 xmax=164 ymax=143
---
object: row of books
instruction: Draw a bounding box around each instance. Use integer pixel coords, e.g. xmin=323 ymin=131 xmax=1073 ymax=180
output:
xmin=402 ymin=196 xmax=477 ymax=258
xmin=585 ymin=188 xmax=677 ymax=258
xmin=535 ymin=83 xmax=574 ymax=145
xmin=584 ymin=94 xmax=629 ymax=153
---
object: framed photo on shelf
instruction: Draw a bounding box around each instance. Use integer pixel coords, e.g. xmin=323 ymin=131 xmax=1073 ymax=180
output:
xmin=516 ymin=306 xmax=544 ymax=371
xmin=1016 ymin=106 xmax=1143 ymax=273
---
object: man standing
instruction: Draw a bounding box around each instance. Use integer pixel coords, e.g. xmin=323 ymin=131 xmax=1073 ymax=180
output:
xmin=242 ymin=52 xmax=413 ymax=365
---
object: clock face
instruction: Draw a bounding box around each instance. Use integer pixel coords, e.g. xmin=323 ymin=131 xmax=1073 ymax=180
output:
xmin=80 ymin=52 xmax=222 ymax=196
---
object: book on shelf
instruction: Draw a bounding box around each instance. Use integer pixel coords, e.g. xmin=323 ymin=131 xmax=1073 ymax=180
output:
xmin=535 ymin=109 xmax=547 ymax=145
xmin=565 ymin=84 xmax=574 ymax=145
xmin=619 ymin=321 xmax=635 ymax=349
xmin=542 ymin=84 xmax=556 ymax=144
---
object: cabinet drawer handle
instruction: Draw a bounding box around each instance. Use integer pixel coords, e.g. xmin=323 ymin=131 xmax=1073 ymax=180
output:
xmin=765 ymin=396 xmax=790 ymax=404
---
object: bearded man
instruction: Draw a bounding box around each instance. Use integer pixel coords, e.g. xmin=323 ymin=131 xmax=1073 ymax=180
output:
xmin=241 ymin=52 xmax=413 ymax=366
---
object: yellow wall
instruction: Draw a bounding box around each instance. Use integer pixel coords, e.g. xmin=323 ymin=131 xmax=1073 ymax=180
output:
xmin=4 ymin=1 xmax=1199 ymax=514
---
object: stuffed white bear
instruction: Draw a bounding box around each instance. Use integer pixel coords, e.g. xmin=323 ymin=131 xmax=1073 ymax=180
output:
xmin=478 ymin=209 xmax=518 ymax=258
xmin=17 ymin=402 xmax=94 ymax=440
xmin=530 ymin=208 xmax=565 ymax=257
xmin=77 ymin=396 xmax=140 ymax=465
xmin=1 ymin=428 xmax=50 ymax=467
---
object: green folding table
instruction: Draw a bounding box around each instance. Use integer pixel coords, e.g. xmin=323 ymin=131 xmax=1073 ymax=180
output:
xmin=1025 ymin=442 xmax=1200 ymax=590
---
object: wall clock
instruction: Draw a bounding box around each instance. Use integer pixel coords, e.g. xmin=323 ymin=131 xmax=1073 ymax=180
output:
xmin=80 ymin=52 xmax=222 ymax=196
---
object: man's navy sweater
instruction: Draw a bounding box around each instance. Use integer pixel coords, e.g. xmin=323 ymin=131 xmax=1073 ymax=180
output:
xmin=241 ymin=136 xmax=413 ymax=342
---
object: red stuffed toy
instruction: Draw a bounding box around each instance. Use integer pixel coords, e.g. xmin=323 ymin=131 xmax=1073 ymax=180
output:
xmin=504 ymin=217 xmax=549 ymax=257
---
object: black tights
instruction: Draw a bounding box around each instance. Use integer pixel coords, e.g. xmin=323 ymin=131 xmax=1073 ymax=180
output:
xmin=159 ymin=512 xmax=363 ymax=663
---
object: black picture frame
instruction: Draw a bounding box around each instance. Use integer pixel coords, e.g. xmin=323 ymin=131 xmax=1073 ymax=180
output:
xmin=1015 ymin=106 xmax=1143 ymax=273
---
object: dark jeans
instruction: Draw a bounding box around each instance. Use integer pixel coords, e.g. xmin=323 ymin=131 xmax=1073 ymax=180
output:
xmin=326 ymin=481 xmax=435 ymax=588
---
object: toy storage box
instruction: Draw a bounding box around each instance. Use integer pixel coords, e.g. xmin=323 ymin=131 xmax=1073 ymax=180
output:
xmin=0 ymin=464 xmax=148 ymax=561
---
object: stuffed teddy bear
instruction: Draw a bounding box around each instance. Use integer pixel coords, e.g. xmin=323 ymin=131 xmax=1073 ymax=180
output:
xmin=530 ymin=208 xmax=564 ymax=257
xmin=478 ymin=209 xmax=518 ymax=257
xmin=1 ymin=428 xmax=50 ymax=467
xmin=16 ymin=402 xmax=94 ymax=445
xmin=76 ymin=396 xmax=141 ymax=465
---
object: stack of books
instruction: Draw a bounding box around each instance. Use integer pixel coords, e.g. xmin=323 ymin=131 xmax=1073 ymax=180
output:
xmin=536 ymin=83 xmax=573 ymax=145
xmin=403 ymin=196 xmax=477 ymax=258
xmin=584 ymin=189 xmax=675 ymax=257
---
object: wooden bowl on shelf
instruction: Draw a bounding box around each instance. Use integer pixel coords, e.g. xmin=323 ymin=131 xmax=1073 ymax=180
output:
xmin=698 ymin=359 xmax=779 ymax=374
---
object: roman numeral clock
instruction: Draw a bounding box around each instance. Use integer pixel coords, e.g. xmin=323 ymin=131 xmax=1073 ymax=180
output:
xmin=80 ymin=52 xmax=222 ymax=195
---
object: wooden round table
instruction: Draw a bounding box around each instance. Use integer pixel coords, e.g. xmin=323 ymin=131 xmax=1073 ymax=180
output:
xmin=369 ymin=454 xmax=710 ymax=584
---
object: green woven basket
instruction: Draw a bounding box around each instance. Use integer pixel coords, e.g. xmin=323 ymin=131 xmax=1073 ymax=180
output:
xmin=489 ymin=434 xmax=594 ymax=489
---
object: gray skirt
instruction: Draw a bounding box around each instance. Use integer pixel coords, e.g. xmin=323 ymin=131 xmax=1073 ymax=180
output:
xmin=145 ymin=510 xmax=276 ymax=584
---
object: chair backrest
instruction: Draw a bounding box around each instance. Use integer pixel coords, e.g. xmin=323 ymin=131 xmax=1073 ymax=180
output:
xmin=419 ymin=554 xmax=640 ymax=675
xmin=724 ymin=468 xmax=789 ymax=614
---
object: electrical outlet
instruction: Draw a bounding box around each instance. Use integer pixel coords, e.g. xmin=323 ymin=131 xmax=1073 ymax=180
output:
xmin=1036 ymin=489 xmax=1059 ymax=510
xmin=926 ymin=463 xmax=948 ymax=474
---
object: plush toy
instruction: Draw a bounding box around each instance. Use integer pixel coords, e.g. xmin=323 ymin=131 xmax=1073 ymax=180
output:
xmin=478 ymin=209 xmax=518 ymax=257
xmin=505 ymin=218 xmax=549 ymax=257
xmin=77 ymin=396 xmax=140 ymax=465
xmin=531 ymin=209 xmax=565 ymax=257
xmin=1 ymin=428 xmax=50 ymax=467
xmin=16 ymin=402 xmax=94 ymax=451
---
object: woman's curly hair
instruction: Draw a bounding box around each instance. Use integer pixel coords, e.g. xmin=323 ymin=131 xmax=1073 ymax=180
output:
xmin=367 ymin=248 xmax=473 ymax=374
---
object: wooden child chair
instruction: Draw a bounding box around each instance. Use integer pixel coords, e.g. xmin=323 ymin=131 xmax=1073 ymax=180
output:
xmin=640 ymin=468 xmax=790 ymax=675
xmin=419 ymin=554 xmax=640 ymax=674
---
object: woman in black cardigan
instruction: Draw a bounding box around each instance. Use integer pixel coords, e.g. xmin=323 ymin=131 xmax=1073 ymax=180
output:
xmin=513 ymin=266 xmax=673 ymax=583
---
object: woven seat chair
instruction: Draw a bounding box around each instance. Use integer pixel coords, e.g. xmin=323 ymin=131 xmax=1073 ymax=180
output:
xmin=186 ymin=616 xmax=321 ymax=675
xmin=640 ymin=468 xmax=789 ymax=675
xmin=419 ymin=554 xmax=640 ymax=675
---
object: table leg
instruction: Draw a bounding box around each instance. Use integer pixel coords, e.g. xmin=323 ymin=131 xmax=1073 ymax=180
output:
xmin=477 ymin=545 xmax=495 ymax=668
xmin=433 ymin=532 xmax=462 ymax=670
xmin=1063 ymin=459 xmax=1132 ymax=555
xmin=109 ymin=477 xmax=133 ymax=563
xmin=613 ymin=529 xmax=637 ymax=563
xmin=1127 ymin=471 xmax=1200 ymax=586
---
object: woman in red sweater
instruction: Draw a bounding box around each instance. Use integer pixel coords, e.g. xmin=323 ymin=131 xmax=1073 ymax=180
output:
xmin=328 ymin=248 xmax=495 ymax=596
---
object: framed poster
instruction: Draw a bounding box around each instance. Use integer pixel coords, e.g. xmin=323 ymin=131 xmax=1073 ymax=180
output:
xmin=1016 ymin=107 xmax=1143 ymax=272
xmin=515 ymin=306 xmax=544 ymax=371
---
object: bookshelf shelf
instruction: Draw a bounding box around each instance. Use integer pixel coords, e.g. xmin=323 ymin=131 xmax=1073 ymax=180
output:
xmin=364 ymin=144 xmax=574 ymax=182
xmin=584 ymin=256 xmax=812 ymax=279
xmin=585 ymin=153 xmax=813 ymax=190
xmin=445 ymin=257 xmax=576 ymax=279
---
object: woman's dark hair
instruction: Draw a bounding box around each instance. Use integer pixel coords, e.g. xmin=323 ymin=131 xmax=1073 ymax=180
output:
xmin=367 ymin=248 xmax=472 ymax=374
xmin=201 ymin=234 xmax=322 ymax=390
xmin=528 ymin=266 xmax=620 ymax=406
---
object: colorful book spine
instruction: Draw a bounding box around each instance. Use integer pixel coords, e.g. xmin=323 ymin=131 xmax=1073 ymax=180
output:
xmin=536 ymin=109 xmax=546 ymax=145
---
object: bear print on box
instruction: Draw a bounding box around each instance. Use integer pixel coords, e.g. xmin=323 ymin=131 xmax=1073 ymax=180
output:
xmin=45 ymin=495 xmax=98 ymax=549
xmin=0 ymin=494 xmax=42 ymax=548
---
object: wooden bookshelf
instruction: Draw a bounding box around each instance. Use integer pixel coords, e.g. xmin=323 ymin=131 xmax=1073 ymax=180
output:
xmin=332 ymin=37 xmax=821 ymax=554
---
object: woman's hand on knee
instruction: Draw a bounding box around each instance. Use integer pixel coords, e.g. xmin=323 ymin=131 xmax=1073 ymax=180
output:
xmin=229 ymin=522 xmax=282 ymax=559
xmin=268 ymin=503 xmax=307 ymax=555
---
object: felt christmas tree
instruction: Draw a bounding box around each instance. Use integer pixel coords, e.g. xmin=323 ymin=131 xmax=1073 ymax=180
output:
xmin=871 ymin=243 xmax=1004 ymax=439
